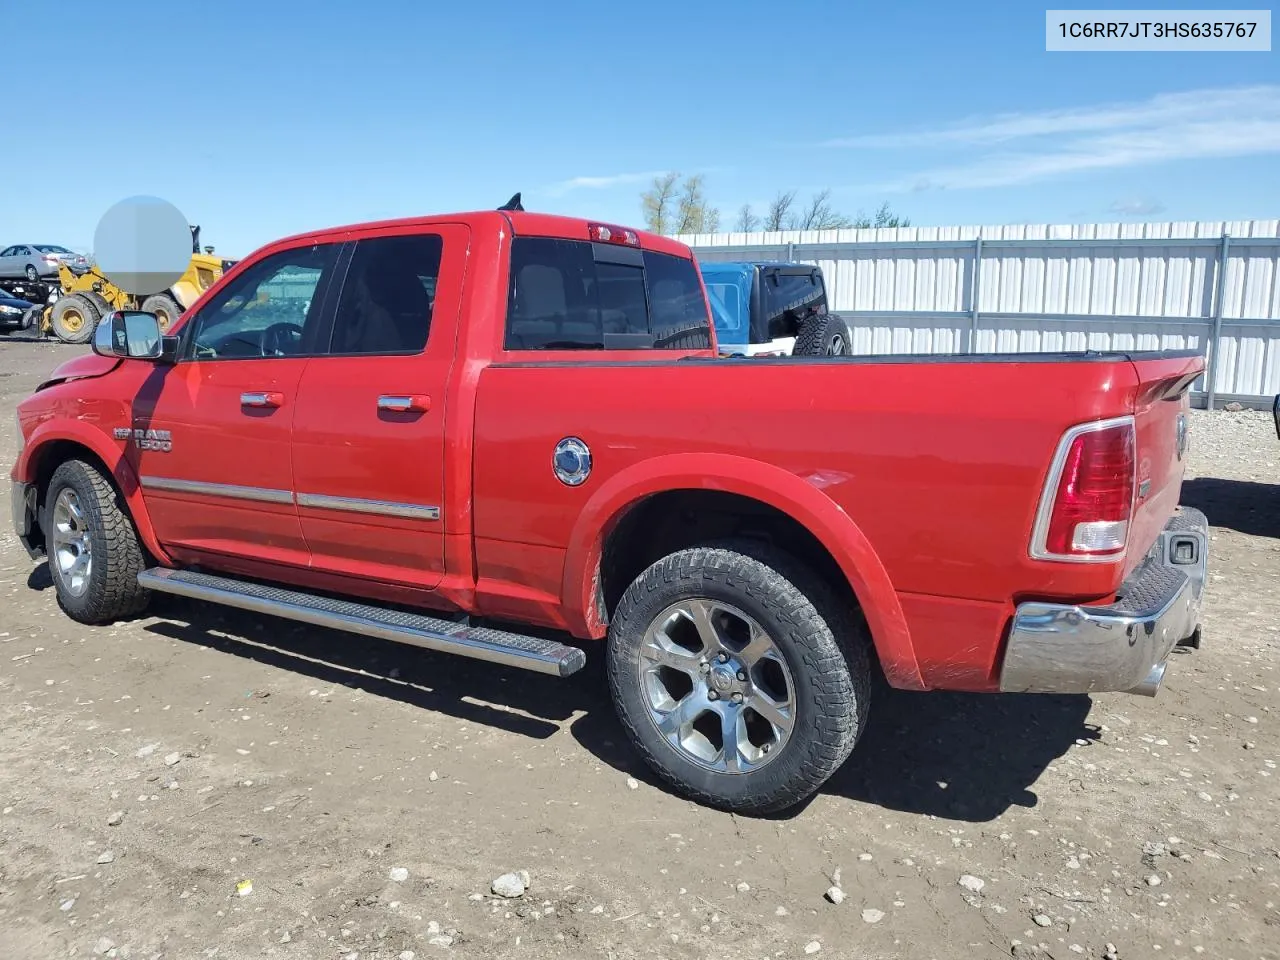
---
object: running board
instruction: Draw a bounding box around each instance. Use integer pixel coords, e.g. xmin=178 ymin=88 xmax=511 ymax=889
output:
xmin=137 ymin=568 xmax=586 ymax=678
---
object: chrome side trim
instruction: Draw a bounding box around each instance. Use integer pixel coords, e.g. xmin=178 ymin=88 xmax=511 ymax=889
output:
xmin=140 ymin=476 xmax=294 ymax=505
xmin=1028 ymin=414 xmax=1137 ymax=564
xmin=296 ymin=492 xmax=441 ymax=521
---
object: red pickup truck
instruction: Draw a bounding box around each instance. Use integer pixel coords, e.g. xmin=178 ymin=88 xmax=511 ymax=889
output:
xmin=10 ymin=204 xmax=1208 ymax=814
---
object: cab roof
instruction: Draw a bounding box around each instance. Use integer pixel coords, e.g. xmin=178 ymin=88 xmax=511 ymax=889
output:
xmin=264 ymin=208 xmax=693 ymax=260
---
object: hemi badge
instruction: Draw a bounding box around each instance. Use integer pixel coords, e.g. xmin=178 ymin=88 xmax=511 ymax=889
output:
xmin=113 ymin=428 xmax=131 ymax=440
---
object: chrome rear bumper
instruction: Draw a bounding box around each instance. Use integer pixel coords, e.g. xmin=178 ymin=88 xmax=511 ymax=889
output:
xmin=999 ymin=507 xmax=1207 ymax=697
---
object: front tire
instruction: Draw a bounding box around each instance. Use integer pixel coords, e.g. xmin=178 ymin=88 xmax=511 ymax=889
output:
xmin=607 ymin=540 xmax=871 ymax=815
xmin=49 ymin=295 xmax=100 ymax=344
xmin=43 ymin=460 xmax=151 ymax=624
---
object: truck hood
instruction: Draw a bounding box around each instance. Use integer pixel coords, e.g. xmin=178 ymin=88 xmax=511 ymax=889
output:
xmin=37 ymin=352 xmax=121 ymax=390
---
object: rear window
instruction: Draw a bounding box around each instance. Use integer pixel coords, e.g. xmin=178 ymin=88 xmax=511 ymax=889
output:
xmin=505 ymin=237 xmax=711 ymax=350
xmin=763 ymin=269 xmax=824 ymax=325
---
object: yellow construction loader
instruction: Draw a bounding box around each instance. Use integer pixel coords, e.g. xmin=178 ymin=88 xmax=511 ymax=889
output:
xmin=42 ymin=226 xmax=235 ymax=343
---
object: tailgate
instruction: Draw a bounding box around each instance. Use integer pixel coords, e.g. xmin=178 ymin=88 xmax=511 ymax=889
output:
xmin=1124 ymin=352 xmax=1203 ymax=578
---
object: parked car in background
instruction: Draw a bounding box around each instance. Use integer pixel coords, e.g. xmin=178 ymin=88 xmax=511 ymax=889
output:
xmin=0 ymin=289 xmax=35 ymax=334
xmin=699 ymin=260 xmax=852 ymax=356
xmin=0 ymin=244 xmax=90 ymax=281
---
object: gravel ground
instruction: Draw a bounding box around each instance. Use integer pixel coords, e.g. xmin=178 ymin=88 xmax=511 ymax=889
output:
xmin=0 ymin=339 xmax=1277 ymax=960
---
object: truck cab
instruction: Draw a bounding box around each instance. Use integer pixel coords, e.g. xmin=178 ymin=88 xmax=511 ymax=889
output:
xmin=699 ymin=260 xmax=851 ymax=356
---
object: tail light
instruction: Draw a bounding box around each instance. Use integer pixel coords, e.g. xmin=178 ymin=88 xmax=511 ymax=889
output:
xmin=1031 ymin=416 xmax=1136 ymax=562
xmin=588 ymin=223 xmax=640 ymax=247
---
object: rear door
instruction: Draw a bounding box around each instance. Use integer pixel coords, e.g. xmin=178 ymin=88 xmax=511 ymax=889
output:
xmin=290 ymin=225 xmax=469 ymax=589
xmin=130 ymin=240 xmax=342 ymax=568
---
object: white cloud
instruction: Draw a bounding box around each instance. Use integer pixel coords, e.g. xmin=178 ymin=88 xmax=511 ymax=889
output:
xmin=824 ymin=85 xmax=1279 ymax=148
xmin=544 ymin=171 xmax=669 ymax=197
xmin=831 ymin=85 xmax=1280 ymax=192
xmin=1110 ymin=198 xmax=1166 ymax=216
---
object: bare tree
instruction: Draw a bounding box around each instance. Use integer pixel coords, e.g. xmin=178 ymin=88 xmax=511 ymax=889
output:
xmin=851 ymin=202 xmax=910 ymax=229
xmin=644 ymin=173 xmax=719 ymax=235
xmin=674 ymin=174 xmax=719 ymax=235
xmin=764 ymin=191 xmax=797 ymax=232
xmin=734 ymin=204 xmax=760 ymax=232
xmin=796 ymin=189 xmax=854 ymax=230
xmin=641 ymin=172 xmax=681 ymax=234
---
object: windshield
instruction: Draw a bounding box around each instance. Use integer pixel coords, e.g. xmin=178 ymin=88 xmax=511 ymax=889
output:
xmin=35 ymin=245 xmax=74 ymax=255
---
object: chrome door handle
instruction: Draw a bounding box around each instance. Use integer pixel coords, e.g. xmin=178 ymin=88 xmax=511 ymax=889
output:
xmin=377 ymin=394 xmax=431 ymax=413
xmin=241 ymin=391 xmax=284 ymax=408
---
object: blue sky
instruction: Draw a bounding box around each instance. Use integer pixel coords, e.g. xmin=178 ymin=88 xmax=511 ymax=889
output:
xmin=1 ymin=0 xmax=1276 ymax=257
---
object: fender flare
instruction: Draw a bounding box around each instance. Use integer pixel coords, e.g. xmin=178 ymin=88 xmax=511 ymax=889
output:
xmin=559 ymin=452 xmax=924 ymax=690
xmin=18 ymin=420 xmax=172 ymax=565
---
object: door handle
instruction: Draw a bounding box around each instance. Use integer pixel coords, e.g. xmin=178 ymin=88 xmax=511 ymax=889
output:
xmin=241 ymin=391 xmax=285 ymax=408
xmin=377 ymin=394 xmax=431 ymax=413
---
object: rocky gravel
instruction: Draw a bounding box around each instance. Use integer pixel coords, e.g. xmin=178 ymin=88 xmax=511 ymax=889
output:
xmin=0 ymin=340 xmax=1277 ymax=959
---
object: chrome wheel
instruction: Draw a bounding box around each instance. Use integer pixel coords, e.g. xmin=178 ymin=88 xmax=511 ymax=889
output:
xmin=51 ymin=488 xmax=93 ymax=597
xmin=826 ymin=333 xmax=847 ymax=355
xmin=638 ymin=599 xmax=795 ymax=774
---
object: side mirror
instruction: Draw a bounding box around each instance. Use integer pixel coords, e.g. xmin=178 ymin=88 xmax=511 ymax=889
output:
xmin=93 ymin=310 xmax=163 ymax=360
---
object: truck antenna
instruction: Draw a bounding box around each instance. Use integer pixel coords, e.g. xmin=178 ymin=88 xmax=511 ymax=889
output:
xmin=498 ymin=193 xmax=524 ymax=212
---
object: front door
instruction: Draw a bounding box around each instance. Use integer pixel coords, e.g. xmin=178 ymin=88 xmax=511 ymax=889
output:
xmin=290 ymin=226 xmax=467 ymax=589
xmin=130 ymin=240 xmax=343 ymax=569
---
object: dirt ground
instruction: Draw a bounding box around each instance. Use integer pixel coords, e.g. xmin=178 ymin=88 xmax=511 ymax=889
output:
xmin=0 ymin=336 xmax=1276 ymax=960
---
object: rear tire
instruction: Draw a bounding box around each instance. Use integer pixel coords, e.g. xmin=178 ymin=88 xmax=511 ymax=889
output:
xmin=43 ymin=459 xmax=151 ymax=624
xmin=49 ymin=295 xmax=100 ymax=344
xmin=141 ymin=293 xmax=183 ymax=333
xmin=25 ymin=264 xmax=39 ymax=282
xmin=607 ymin=539 xmax=871 ymax=815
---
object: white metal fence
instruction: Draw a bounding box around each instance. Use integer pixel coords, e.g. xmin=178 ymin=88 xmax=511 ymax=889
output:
xmin=677 ymin=220 xmax=1280 ymax=406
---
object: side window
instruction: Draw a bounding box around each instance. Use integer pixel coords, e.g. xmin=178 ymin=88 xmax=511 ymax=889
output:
xmin=0 ymin=247 xmax=13 ymax=257
xmin=328 ymin=234 xmax=442 ymax=355
xmin=504 ymin=238 xmax=711 ymax=350
xmin=183 ymin=243 xmax=339 ymax=360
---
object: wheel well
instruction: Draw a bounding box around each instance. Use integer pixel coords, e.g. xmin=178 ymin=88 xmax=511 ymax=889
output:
xmin=600 ymin=489 xmax=860 ymax=625
xmin=27 ymin=441 xmax=117 ymax=549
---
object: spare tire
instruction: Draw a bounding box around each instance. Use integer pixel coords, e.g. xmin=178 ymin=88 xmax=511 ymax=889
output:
xmin=794 ymin=312 xmax=851 ymax=356
xmin=49 ymin=294 xmax=101 ymax=344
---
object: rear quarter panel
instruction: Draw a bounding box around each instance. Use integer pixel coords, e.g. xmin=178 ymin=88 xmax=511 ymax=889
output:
xmin=471 ymin=355 xmax=1148 ymax=689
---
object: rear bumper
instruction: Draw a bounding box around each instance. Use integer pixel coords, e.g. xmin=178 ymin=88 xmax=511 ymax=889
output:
xmin=999 ymin=506 xmax=1207 ymax=696
xmin=11 ymin=479 xmax=42 ymax=560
